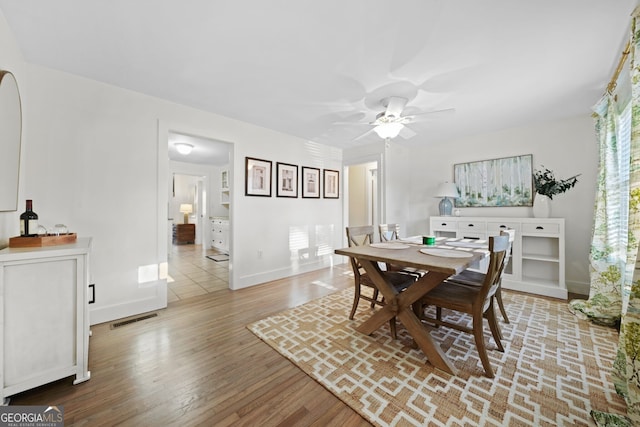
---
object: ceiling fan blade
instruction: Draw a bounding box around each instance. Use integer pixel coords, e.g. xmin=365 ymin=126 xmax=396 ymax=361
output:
xmin=405 ymin=107 xmax=456 ymax=122
xmin=398 ymin=125 xmax=417 ymax=140
xmin=333 ymin=121 xmax=373 ymax=126
xmin=352 ymin=127 xmax=377 ymax=142
xmin=383 ymin=96 xmax=408 ymax=118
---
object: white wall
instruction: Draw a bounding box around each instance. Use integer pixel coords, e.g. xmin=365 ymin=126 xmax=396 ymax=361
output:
xmin=0 ymin=12 xmax=343 ymax=324
xmin=405 ymin=115 xmax=597 ymax=294
xmin=0 ymin=10 xmax=26 ymax=247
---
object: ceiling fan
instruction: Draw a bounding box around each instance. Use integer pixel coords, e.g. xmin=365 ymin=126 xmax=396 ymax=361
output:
xmin=352 ymin=96 xmax=455 ymax=141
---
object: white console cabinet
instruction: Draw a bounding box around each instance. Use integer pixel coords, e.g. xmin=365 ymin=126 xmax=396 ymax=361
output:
xmin=0 ymin=238 xmax=92 ymax=403
xmin=430 ymin=216 xmax=566 ymax=299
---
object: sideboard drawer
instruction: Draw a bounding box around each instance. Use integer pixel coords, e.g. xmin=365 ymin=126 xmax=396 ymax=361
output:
xmin=432 ymin=220 xmax=457 ymax=231
xmin=521 ymin=222 xmax=560 ymax=235
xmin=487 ymin=221 xmax=521 ymax=232
xmin=458 ymin=221 xmax=486 ymax=232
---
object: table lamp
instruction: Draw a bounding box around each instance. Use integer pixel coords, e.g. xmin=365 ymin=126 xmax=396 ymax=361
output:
xmin=435 ymin=182 xmax=459 ymax=216
xmin=179 ymin=204 xmax=193 ymax=224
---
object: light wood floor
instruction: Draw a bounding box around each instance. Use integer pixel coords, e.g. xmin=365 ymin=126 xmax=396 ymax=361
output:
xmin=9 ymin=254 xmax=371 ymax=426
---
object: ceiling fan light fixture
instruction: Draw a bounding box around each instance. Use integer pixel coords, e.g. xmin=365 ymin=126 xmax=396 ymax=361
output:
xmin=175 ymin=143 xmax=194 ymax=155
xmin=373 ymin=122 xmax=404 ymax=139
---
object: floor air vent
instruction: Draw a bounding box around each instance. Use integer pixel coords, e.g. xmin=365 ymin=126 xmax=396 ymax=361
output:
xmin=111 ymin=313 xmax=158 ymax=329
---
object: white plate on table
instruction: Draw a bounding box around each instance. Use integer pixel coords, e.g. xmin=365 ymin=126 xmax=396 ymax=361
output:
xmin=419 ymin=248 xmax=474 ymax=258
xmin=370 ymin=242 xmax=411 ymax=250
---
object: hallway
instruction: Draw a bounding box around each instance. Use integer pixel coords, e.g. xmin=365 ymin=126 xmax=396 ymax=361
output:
xmin=167 ymin=243 xmax=229 ymax=302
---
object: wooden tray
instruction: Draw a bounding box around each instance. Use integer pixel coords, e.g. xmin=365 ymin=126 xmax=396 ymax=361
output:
xmin=9 ymin=233 xmax=77 ymax=248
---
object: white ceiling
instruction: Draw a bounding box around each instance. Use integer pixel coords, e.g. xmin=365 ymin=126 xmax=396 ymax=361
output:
xmin=0 ymin=0 xmax=635 ymax=155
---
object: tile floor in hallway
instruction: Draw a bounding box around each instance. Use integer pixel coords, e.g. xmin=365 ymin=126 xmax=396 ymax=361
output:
xmin=167 ymin=243 xmax=229 ymax=303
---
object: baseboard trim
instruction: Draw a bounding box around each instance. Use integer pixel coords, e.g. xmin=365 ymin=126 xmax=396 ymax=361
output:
xmin=90 ymin=288 xmax=167 ymax=326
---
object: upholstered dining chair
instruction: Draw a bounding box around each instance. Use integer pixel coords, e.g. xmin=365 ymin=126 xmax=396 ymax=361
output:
xmin=345 ymin=226 xmax=416 ymax=338
xmin=446 ymin=228 xmax=515 ymax=325
xmin=415 ymin=235 xmax=509 ymax=378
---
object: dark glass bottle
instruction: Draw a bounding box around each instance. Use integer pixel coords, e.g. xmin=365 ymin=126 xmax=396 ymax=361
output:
xmin=19 ymin=199 xmax=38 ymax=237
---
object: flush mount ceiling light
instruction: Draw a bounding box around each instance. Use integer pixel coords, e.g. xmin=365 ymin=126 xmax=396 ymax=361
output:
xmin=373 ymin=122 xmax=404 ymax=139
xmin=175 ymin=143 xmax=193 ymax=155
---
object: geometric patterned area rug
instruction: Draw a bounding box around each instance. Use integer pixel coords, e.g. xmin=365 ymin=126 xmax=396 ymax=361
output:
xmin=247 ymin=288 xmax=626 ymax=426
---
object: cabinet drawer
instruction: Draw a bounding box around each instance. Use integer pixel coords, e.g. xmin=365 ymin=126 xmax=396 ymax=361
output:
xmin=457 ymin=231 xmax=486 ymax=240
xmin=521 ymin=222 xmax=560 ymax=234
xmin=458 ymin=221 xmax=486 ymax=232
xmin=487 ymin=221 xmax=520 ymax=232
xmin=432 ymin=220 xmax=457 ymax=231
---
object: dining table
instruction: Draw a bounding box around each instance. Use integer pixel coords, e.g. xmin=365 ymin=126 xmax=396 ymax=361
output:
xmin=335 ymin=237 xmax=487 ymax=375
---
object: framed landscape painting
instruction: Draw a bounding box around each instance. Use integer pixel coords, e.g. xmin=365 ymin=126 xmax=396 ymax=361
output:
xmin=454 ymin=154 xmax=533 ymax=207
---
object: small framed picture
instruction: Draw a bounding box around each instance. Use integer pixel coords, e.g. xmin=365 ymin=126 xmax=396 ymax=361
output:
xmin=276 ymin=162 xmax=298 ymax=198
xmin=245 ymin=157 xmax=272 ymax=197
xmin=301 ymin=166 xmax=320 ymax=198
xmin=323 ymin=169 xmax=339 ymax=199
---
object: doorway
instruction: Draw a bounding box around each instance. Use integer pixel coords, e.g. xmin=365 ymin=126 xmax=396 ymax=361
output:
xmin=345 ymin=161 xmax=380 ymax=240
xmin=164 ymin=130 xmax=233 ymax=300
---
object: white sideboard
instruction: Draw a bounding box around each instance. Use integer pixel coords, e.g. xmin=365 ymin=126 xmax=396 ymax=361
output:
xmin=211 ymin=218 xmax=229 ymax=253
xmin=0 ymin=238 xmax=92 ymax=403
xmin=430 ymin=216 xmax=566 ymax=299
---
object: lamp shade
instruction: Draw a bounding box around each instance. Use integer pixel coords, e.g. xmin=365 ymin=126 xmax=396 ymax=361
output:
xmin=175 ymin=143 xmax=193 ymax=155
xmin=373 ymin=123 xmax=404 ymax=139
xmin=435 ymin=182 xmax=459 ymax=198
xmin=179 ymin=204 xmax=193 ymax=224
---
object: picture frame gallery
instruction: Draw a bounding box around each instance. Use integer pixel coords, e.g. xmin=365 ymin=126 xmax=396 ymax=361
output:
xmin=244 ymin=157 xmax=339 ymax=199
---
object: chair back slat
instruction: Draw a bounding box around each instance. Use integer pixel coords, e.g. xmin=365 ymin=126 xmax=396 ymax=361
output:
xmin=346 ymin=226 xmax=374 ymax=247
xmin=500 ymin=228 xmax=516 ymax=270
xmin=379 ymin=223 xmax=400 ymax=242
xmin=479 ymin=235 xmax=509 ymax=312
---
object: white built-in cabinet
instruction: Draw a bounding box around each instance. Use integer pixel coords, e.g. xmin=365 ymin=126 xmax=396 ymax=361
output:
xmin=211 ymin=218 xmax=229 ymax=253
xmin=211 ymin=167 xmax=230 ymax=253
xmin=0 ymin=238 xmax=92 ymax=403
xmin=430 ymin=216 xmax=566 ymax=299
xmin=220 ymin=168 xmax=230 ymax=206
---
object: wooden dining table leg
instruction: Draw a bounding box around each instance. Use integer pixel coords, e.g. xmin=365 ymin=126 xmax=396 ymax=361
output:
xmin=354 ymin=260 xmax=399 ymax=335
xmin=353 ymin=259 xmax=458 ymax=375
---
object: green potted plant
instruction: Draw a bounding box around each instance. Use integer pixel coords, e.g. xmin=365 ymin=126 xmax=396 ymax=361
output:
xmin=532 ymin=166 xmax=580 ymax=217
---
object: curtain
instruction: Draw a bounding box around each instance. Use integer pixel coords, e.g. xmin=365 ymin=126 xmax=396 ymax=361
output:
xmin=569 ymin=9 xmax=640 ymax=425
xmin=568 ymin=94 xmax=628 ymax=326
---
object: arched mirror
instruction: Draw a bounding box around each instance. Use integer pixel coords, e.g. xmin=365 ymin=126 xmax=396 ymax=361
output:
xmin=0 ymin=71 xmax=22 ymax=212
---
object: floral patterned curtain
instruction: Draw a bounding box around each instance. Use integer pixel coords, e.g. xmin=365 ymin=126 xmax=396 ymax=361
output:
xmin=568 ymin=94 xmax=628 ymax=326
xmin=569 ymin=9 xmax=640 ymax=425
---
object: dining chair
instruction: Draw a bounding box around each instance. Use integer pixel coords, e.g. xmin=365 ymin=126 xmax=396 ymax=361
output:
xmin=415 ymin=234 xmax=509 ymax=378
xmin=379 ymin=223 xmax=400 ymax=242
xmin=378 ymin=223 xmax=424 ymax=278
xmin=446 ymin=228 xmax=515 ymax=325
xmin=345 ymin=225 xmax=416 ymax=338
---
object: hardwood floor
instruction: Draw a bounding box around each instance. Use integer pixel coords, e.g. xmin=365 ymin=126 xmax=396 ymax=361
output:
xmin=9 ymin=260 xmax=371 ymax=426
